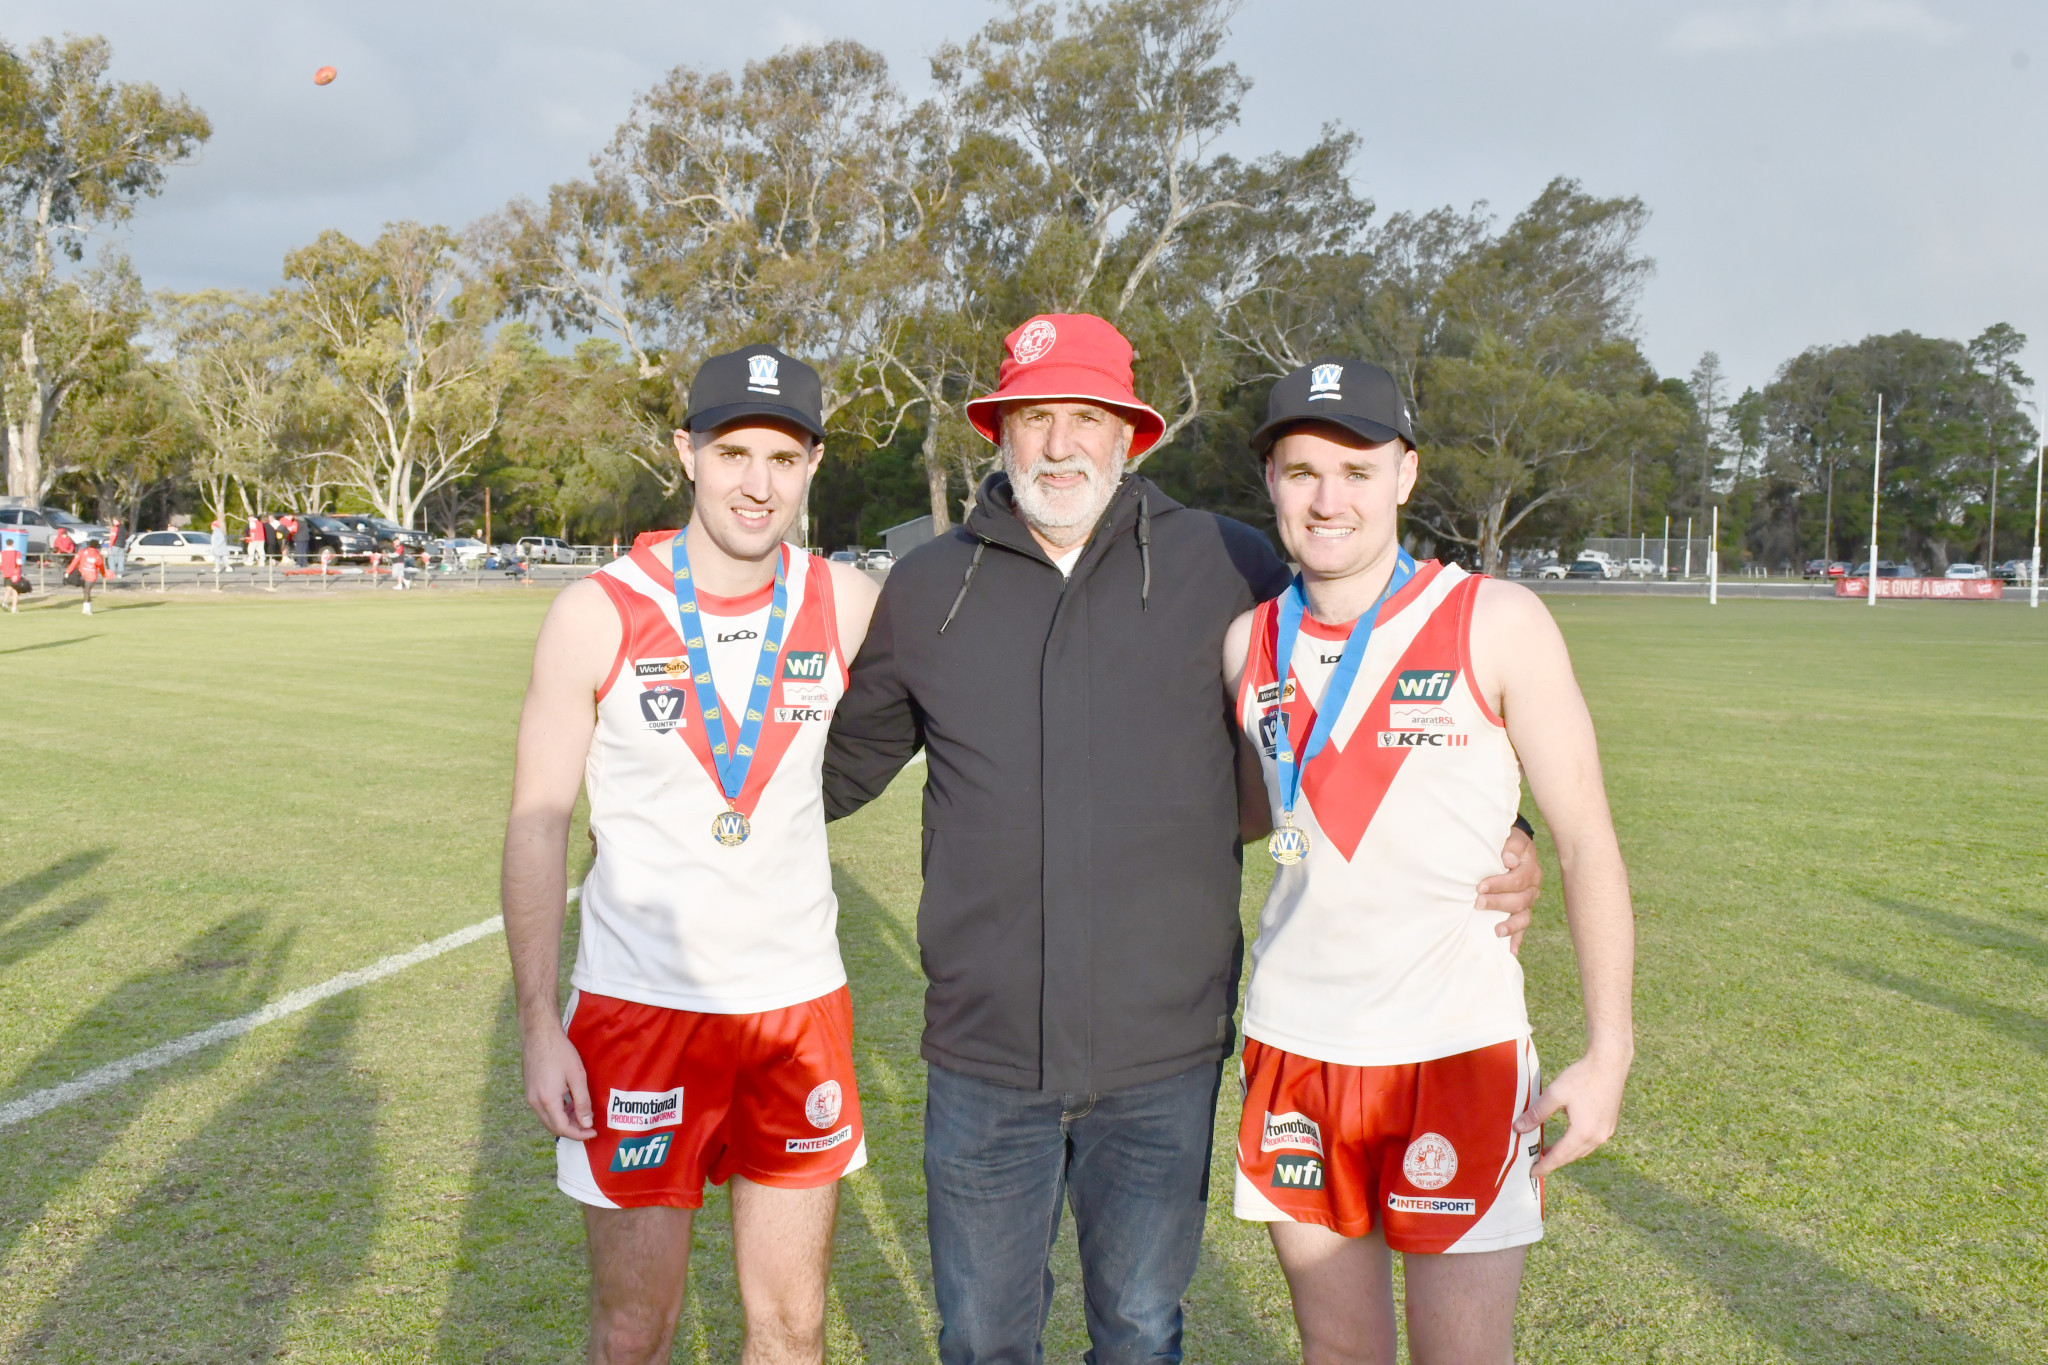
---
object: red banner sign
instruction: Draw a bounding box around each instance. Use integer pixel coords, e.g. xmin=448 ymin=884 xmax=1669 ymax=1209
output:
xmin=1835 ymin=577 xmax=2003 ymax=599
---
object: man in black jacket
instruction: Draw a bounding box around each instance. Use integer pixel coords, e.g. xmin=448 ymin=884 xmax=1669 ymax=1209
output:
xmin=823 ymin=314 xmax=1540 ymax=1365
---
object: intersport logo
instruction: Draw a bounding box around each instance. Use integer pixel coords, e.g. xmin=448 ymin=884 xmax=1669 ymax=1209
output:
xmin=1260 ymin=1111 xmax=1324 ymax=1155
xmin=608 ymin=1086 xmax=684 ymax=1131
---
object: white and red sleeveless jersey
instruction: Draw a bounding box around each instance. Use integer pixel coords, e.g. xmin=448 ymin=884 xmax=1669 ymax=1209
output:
xmin=1236 ymin=562 xmax=1529 ymax=1066
xmin=576 ymin=540 xmax=848 ymax=1014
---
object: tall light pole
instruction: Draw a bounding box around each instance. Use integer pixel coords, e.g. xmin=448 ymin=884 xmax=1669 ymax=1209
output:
xmin=1867 ymin=396 xmax=1884 ymax=607
xmin=2031 ymin=440 xmax=2042 ymax=609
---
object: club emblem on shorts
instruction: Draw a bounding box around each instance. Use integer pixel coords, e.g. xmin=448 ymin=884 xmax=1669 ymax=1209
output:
xmin=1308 ymin=363 xmax=1343 ymax=400
xmin=747 ymin=353 xmax=781 ymax=393
xmin=712 ymin=807 xmax=751 ymax=847
xmin=805 ymin=1080 xmax=843 ymax=1130
xmin=1402 ymin=1132 xmax=1458 ymax=1190
xmin=1012 ymin=318 xmax=1058 ymax=364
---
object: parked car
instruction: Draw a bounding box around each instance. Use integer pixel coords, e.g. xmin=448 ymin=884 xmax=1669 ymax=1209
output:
xmin=0 ymin=506 xmax=112 ymax=551
xmin=285 ymin=514 xmax=376 ymax=559
xmin=1850 ymin=560 xmax=1917 ymax=578
xmin=860 ymin=548 xmax=895 ymax=570
xmin=517 ymin=535 xmax=577 ymax=565
xmin=1563 ymin=557 xmax=1612 ymax=579
xmin=828 ymin=550 xmax=860 ymax=565
xmin=434 ymin=537 xmax=492 ymax=567
xmin=43 ymin=507 xmax=111 ymax=547
xmin=1943 ymin=562 xmax=1989 ymax=580
xmin=1623 ymin=556 xmax=1658 ymax=576
xmin=1536 ymin=561 xmax=1570 ymax=579
xmin=125 ymin=530 xmax=220 ymax=565
xmin=1993 ymin=558 xmax=2035 ymax=583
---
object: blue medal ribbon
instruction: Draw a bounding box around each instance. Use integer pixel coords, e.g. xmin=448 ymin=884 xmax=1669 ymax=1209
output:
xmin=1271 ymin=548 xmax=1418 ymax=830
xmin=668 ymin=537 xmax=791 ymax=819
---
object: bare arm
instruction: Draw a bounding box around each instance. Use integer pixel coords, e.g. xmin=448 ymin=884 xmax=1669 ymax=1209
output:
xmin=1222 ymin=610 xmax=1275 ymax=843
xmin=827 ymin=559 xmax=882 ymax=660
xmin=503 ymin=577 xmax=616 ymax=1141
xmin=1472 ymin=579 xmax=1635 ymax=1176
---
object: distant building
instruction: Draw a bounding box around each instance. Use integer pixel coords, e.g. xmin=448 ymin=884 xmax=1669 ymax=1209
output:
xmin=883 ymin=515 xmax=937 ymax=561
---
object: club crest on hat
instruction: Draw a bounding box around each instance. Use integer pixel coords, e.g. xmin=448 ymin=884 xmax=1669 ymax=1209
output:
xmin=1309 ymin=364 xmax=1343 ymax=401
xmin=747 ymin=353 xmax=781 ymax=394
xmin=1012 ymin=318 xmax=1058 ymax=365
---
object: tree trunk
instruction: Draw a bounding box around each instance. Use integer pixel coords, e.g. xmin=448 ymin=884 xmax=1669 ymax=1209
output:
xmin=923 ymin=418 xmax=951 ymax=533
xmin=8 ymin=323 xmax=44 ymax=499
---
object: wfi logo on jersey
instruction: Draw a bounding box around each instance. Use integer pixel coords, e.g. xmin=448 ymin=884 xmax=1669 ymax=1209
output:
xmin=1308 ymin=363 xmax=1343 ymax=400
xmin=609 ymin=1132 xmax=674 ymax=1172
xmin=1261 ymin=1111 xmax=1324 ymax=1155
xmin=1271 ymin=1154 xmax=1323 ymax=1189
xmin=783 ymin=651 xmax=827 ymax=680
xmin=639 ymin=685 xmax=687 ymax=732
xmin=747 ymin=353 xmax=780 ymax=393
xmin=1392 ymin=669 xmax=1456 ymax=702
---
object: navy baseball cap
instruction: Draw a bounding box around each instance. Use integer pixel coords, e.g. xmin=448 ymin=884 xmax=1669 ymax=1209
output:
xmin=1250 ymin=358 xmax=1415 ymax=455
xmin=684 ymin=345 xmax=826 ymax=444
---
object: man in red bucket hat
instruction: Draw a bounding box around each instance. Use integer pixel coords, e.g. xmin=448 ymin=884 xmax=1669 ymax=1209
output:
xmin=822 ymin=313 xmax=1544 ymax=1365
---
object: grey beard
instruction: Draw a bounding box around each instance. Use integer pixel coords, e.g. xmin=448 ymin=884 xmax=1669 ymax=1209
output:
xmin=1002 ymin=437 xmax=1129 ymax=549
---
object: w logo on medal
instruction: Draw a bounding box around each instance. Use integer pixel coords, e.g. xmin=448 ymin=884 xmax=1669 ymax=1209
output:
xmin=712 ymin=809 xmax=751 ymax=847
xmin=1268 ymin=823 xmax=1310 ymax=865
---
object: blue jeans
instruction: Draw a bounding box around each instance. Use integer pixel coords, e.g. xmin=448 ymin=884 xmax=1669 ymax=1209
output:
xmin=923 ymin=1060 xmax=1222 ymax=1365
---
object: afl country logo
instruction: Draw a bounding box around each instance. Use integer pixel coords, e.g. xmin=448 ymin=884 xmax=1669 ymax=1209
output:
xmin=1403 ymin=1133 xmax=1458 ymax=1190
xmin=1012 ymin=318 xmax=1058 ymax=364
xmin=639 ymin=685 xmax=686 ymax=732
xmin=805 ymin=1080 xmax=843 ymax=1130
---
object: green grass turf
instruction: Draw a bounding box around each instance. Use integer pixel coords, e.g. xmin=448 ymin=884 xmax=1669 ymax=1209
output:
xmin=0 ymin=589 xmax=2042 ymax=1362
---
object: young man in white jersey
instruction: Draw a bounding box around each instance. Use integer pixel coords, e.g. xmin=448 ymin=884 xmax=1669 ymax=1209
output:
xmin=1222 ymin=359 xmax=1635 ymax=1364
xmin=503 ymin=345 xmax=880 ymax=1365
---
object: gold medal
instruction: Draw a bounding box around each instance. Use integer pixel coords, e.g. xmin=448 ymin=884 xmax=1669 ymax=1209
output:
xmin=1268 ymin=813 xmax=1309 ymax=866
xmin=712 ymin=806 xmax=751 ymax=847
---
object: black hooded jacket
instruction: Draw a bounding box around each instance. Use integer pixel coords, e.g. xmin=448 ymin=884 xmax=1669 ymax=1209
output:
xmin=823 ymin=471 xmax=1292 ymax=1093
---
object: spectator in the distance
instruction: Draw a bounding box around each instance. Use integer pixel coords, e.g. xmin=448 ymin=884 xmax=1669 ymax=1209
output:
xmin=105 ymin=518 xmax=126 ymax=577
xmin=51 ymin=524 xmax=76 ymax=559
xmin=291 ymin=515 xmax=311 ymax=567
xmin=1 ymin=531 xmax=27 ymax=613
xmin=68 ymin=539 xmax=108 ymax=615
xmin=246 ymin=513 xmax=265 ymax=566
xmin=210 ymin=517 xmax=230 ymax=573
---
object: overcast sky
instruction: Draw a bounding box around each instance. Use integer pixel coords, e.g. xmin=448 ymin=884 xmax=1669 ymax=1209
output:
xmin=8 ymin=0 xmax=2046 ymax=399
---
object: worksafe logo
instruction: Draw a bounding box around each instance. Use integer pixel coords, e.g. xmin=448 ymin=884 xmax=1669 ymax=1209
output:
xmin=1308 ymin=364 xmax=1343 ymax=400
xmin=1271 ymin=1154 xmax=1323 ymax=1189
xmin=747 ymin=353 xmax=780 ymax=393
xmin=609 ymin=1132 xmax=673 ymax=1173
xmin=1391 ymin=669 xmax=1456 ymax=702
xmin=783 ymin=651 xmax=827 ymax=680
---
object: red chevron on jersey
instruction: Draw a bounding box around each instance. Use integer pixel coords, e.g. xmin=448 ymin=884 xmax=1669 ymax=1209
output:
xmin=592 ymin=542 xmax=841 ymax=821
xmin=1259 ymin=563 xmax=1477 ymax=861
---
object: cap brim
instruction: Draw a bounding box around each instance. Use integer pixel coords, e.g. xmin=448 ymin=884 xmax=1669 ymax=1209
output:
xmin=965 ymin=381 xmax=1167 ymax=457
xmin=686 ymin=400 xmax=826 ymax=445
xmin=1250 ymin=412 xmax=1406 ymax=455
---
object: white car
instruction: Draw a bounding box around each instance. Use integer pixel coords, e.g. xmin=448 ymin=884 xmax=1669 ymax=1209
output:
xmin=436 ymin=537 xmax=492 ymax=567
xmin=1623 ymin=557 xmax=1658 ymax=576
xmin=125 ymin=530 xmax=223 ymax=565
xmin=516 ymin=535 xmax=577 ymax=565
xmin=861 ymin=548 xmax=896 ymax=570
xmin=1943 ymin=563 xmax=1989 ymax=580
xmin=1537 ymin=563 xmax=1570 ymax=580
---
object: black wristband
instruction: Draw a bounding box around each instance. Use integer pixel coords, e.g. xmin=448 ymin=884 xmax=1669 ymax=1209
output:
xmin=1512 ymin=813 xmax=1535 ymax=839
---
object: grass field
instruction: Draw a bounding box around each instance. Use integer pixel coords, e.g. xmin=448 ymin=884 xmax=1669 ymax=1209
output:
xmin=1 ymin=588 xmax=2043 ymax=1363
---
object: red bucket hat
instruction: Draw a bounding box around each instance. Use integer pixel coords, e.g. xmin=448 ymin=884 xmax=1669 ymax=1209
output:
xmin=965 ymin=313 xmax=1167 ymax=457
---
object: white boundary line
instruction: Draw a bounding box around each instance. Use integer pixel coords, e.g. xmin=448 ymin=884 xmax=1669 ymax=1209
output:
xmin=0 ymin=893 xmax=571 ymax=1131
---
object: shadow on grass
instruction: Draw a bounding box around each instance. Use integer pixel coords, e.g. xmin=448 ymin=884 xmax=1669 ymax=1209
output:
xmin=1815 ymin=953 xmax=2048 ymax=1058
xmin=0 ymin=847 xmax=110 ymax=923
xmin=1866 ymin=894 xmax=2048 ymax=972
xmin=7 ymin=993 xmax=380 ymax=1364
xmin=432 ymin=981 xmax=587 ymax=1364
xmin=0 ymin=634 xmax=99 ymax=656
xmin=0 ymin=912 xmax=297 ymax=1272
xmin=1570 ymin=1160 xmax=2003 ymax=1363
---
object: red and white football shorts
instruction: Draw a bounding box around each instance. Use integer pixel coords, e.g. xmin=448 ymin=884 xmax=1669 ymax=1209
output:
xmin=1232 ymin=1036 xmax=1543 ymax=1253
xmin=555 ymin=985 xmax=867 ymax=1209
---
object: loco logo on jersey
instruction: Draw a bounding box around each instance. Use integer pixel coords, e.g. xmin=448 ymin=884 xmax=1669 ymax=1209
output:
xmin=782 ymin=650 xmax=827 ymax=680
xmin=608 ymin=1086 xmax=685 ymax=1131
xmin=639 ymin=684 xmax=688 ymax=732
xmin=1261 ymin=1110 xmax=1324 ymax=1155
xmin=1402 ymin=1132 xmax=1458 ymax=1190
